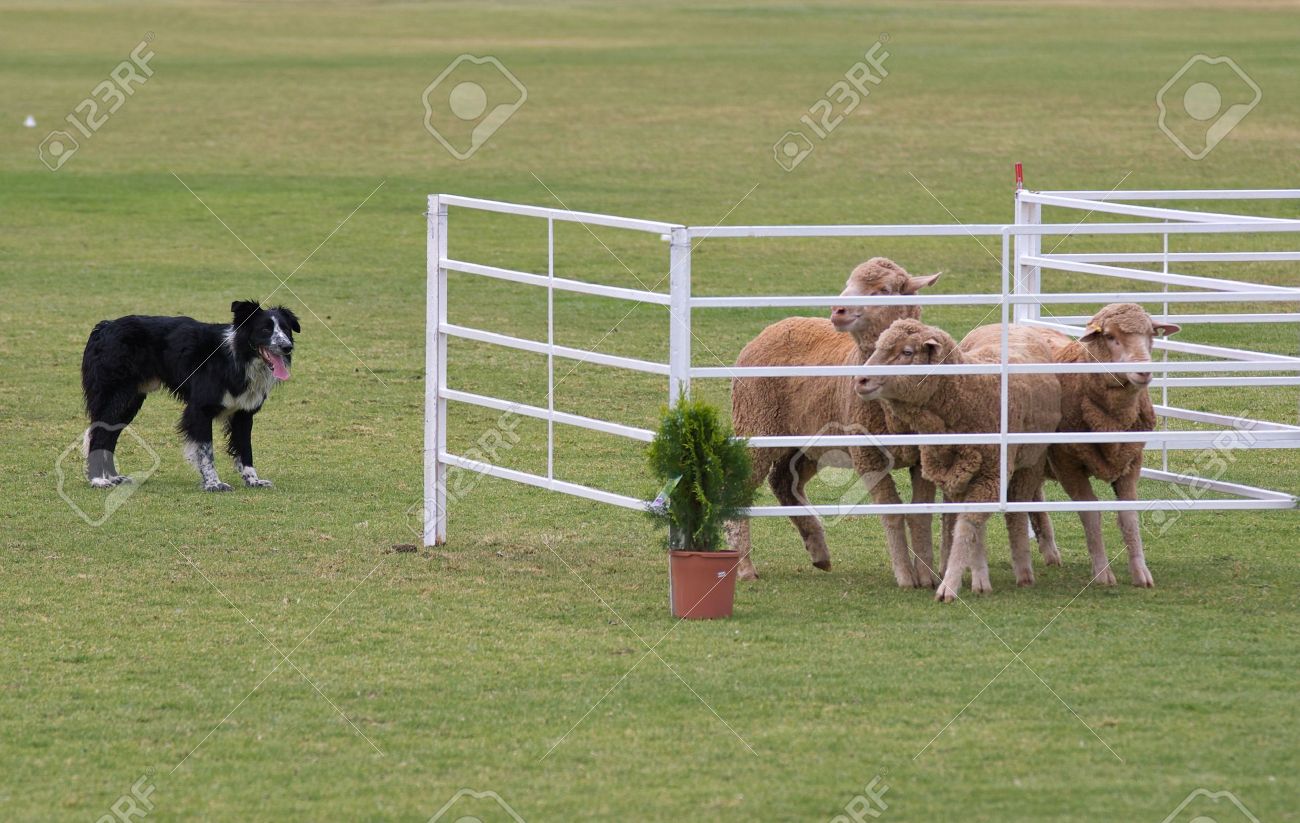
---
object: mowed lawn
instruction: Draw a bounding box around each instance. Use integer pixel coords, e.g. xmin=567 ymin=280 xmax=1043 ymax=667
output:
xmin=1 ymin=1 xmax=1298 ymax=820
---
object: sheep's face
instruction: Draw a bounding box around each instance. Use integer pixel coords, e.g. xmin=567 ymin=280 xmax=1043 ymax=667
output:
xmin=1079 ymin=303 xmax=1181 ymax=388
xmin=831 ymin=257 xmax=940 ymax=338
xmin=855 ymin=319 xmax=950 ymax=405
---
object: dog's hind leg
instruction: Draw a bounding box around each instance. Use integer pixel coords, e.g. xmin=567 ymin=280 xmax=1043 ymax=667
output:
xmin=225 ymin=411 xmax=271 ymax=488
xmin=180 ymin=405 xmax=231 ymax=492
xmin=85 ymin=391 xmax=145 ymax=487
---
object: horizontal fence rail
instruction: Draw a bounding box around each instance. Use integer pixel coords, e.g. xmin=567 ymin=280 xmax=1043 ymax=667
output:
xmin=742 ymin=430 xmax=1300 ymax=448
xmin=1020 ymin=255 xmax=1293 ymax=292
xmin=442 ymin=323 xmax=671 ymax=376
xmin=1034 ymin=189 xmax=1300 ymax=201
xmin=443 ymin=258 xmax=672 ymax=305
xmin=692 ymin=360 xmax=1300 ymax=378
xmin=424 ymin=189 xmax=1300 ymax=544
xmin=1051 ymin=313 xmax=1300 ymax=325
xmin=1046 ymin=251 xmax=1300 ymax=263
xmin=1018 ymin=192 xmax=1292 ymax=223
xmin=692 ymin=290 xmax=1300 ymax=308
xmin=689 ymin=221 xmax=1300 ymax=241
xmin=438 ymin=194 xmax=681 ymax=234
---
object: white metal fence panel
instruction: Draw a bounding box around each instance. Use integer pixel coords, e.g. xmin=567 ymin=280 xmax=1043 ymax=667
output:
xmin=424 ymin=189 xmax=1300 ymax=545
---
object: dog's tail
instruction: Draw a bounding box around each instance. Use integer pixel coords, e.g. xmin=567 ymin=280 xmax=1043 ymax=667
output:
xmin=81 ymin=320 xmax=113 ymax=417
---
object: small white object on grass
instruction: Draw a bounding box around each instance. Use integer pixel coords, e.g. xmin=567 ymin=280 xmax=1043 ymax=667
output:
xmin=23 ymin=115 xmax=36 ymax=128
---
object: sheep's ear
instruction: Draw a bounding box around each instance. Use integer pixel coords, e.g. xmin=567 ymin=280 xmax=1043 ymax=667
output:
xmin=922 ymin=337 xmax=944 ymax=360
xmin=1153 ymin=321 xmax=1180 ymax=337
xmin=1080 ymin=322 xmax=1103 ymax=342
xmin=903 ymin=272 xmax=942 ymax=294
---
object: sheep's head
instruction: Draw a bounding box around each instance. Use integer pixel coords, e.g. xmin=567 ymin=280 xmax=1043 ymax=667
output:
xmin=1078 ymin=303 xmax=1181 ymax=388
xmin=831 ymin=257 xmax=940 ymax=343
xmin=855 ymin=318 xmax=958 ymax=405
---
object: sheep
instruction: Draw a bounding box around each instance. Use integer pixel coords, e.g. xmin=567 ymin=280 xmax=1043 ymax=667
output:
xmin=1045 ymin=303 xmax=1180 ymax=587
xmin=953 ymin=323 xmax=1072 ymax=569
xmin=855 ymin=319 xmax=1062 ymax=602
xmin=727 ymin=258 xmax=942 ymax=588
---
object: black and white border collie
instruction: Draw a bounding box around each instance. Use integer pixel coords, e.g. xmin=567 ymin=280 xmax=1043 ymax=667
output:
xmin=80 ymin=301 xmax=301 ymax=491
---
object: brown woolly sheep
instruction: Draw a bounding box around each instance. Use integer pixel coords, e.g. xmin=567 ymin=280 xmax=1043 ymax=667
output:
xmin=727 ymin=258 xmax=942 ymax=588
xmin=1047 ymin=303 xmax=1180 ymax=587
xmin=856 ymin=320 xmax=1062 ymax=602
xmin=954 ymin=323 xmax=1073 ymax=568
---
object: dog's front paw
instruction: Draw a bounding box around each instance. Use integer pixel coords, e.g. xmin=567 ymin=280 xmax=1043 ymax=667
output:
xmin=90 ymin=475 xmax=132 ymax=488
xmin=244 ymin=477 xmax=274 ymax=488
xmin=202 ymin=481 xmax=234 ymax=492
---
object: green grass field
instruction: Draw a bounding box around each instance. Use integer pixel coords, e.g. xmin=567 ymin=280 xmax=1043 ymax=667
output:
xmin=2 ymin=1 xmax=1297 ymax=820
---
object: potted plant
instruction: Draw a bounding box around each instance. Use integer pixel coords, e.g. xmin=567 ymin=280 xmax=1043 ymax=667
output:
xmin=646 ymin=395 xmax=754 ymax=619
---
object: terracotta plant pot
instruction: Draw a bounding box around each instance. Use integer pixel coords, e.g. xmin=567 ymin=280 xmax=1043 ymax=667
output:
xmin=668 ymin=549 xmax=740 ymax=619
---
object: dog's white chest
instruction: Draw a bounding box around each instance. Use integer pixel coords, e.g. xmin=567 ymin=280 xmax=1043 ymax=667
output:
xmin=222 ymin=362 xmax=277 ymax=413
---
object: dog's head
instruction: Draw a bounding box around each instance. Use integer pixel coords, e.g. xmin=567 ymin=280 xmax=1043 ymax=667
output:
xmin=231 ymin=300 xmax=301 ymax=380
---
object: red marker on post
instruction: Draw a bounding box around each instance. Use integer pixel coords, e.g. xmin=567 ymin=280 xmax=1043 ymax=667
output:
xmin=1014 ymin=162 xmax=1023 ymax=191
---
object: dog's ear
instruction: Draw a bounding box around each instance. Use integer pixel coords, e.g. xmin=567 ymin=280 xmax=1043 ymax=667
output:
xmin=276 ymin=306 xmax=301 ymax=333
xmin=231 ymin=300 xmax=261 ymax=327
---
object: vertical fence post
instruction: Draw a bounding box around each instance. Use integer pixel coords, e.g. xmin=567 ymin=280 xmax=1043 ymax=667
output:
xmin=1013 ymin=191 xmax=1042 ymax=324
xmin=667 ymin=226 xmax=691 ymax=553
xmin=1160 ymin=225 xmax=1170 ymax=473
xmin=424 ymin=195 xmax=449 ymax=547
xmin=999 ymin=231 xmax=1011 ymax=507
xmin=668 ymin=227 xmax=692 ymax=402
xmin=547 ymin=218 xmax=556 ymax=481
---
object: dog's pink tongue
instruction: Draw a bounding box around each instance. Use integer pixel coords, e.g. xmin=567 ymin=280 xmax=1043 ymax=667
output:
xmin=268 ymin=353 xmax=290 ymax=380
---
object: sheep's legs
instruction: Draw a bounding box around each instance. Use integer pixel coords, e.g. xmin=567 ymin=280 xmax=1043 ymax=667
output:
xmin=1029 ymin=490 xmax=1061 ymax=567
xmin=907 ymin=466 xmax=937 ymax=588
xmin=936 ymin=514 xmax=969 ymax=602
xmin=972 ymin=517 xmax=992 ymax=593
xmin=1113 ymin=472 xmax=1154 ymax=588
xmin=939 ymin=510 xmax=954 ymax=575
xmin=937 ymin=512 xmax=990 ymax=602
xmin=770 ymin=453 xmax=832 ymax=572
xmin=866 ymin=473 xmax=919 ymax=588
xmin=731 ymin=450 xmax=777 ymax=581
xmin=727 ymin=519 xmax=756 ymax=580
xmin=1004 ymin=511 xmax=1035 ymax=586
xmin=1056 ymin=467 xmax=1117 ymax=585
xmin=1006 ymin=471 xmax=1041 ymax=587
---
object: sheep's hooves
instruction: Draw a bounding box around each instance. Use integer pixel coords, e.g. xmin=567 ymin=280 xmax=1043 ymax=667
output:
xmin=1016 ymin=574 xmax=1035 ymax=587
xmin=1093 ymin=568 xmax=1118 ymax=586
xmin=935 ymin=586 xmax=958 ymax=603
xmin=812 ymin=559 xmax=832 ymax=571
xmin=737 ymin=569 xmax=759 ymax=582
xmin=1041 ymin=548 xmax=1062 ymax=567
xmin=1131 ymin=571 xmax=1155 ymax=588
